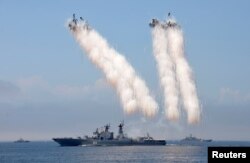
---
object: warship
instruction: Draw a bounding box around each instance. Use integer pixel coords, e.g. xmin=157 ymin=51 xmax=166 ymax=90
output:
xmin=53 ymin=122 xmax=166 ymax=146
xmin=14 ymin=138 xmax=30 ymax=143
xmin=179 ymin=134 xmax=212 ymax=145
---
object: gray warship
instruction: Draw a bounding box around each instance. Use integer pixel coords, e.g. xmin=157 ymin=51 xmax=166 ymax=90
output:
xmin=53 ymin=122 xmax=166 ymax=146
xmin=179 ymin=134 xmax=212 ymax=145
xmin=14 ymin=138 xmax=30 ymax=143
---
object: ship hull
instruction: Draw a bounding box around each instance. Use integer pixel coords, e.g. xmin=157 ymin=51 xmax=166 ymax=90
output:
xmin=133 ymin=140 xmax=166 ymax=146
xmin=93 ymin=139 xmax=166 ymax=146
xmin=93 ymin=139 xmax=133 ymax=146
xmin=53 ymin=138 xmax=92 ymax=146
xmin=53 ymin=138 xmax=166 ymax=146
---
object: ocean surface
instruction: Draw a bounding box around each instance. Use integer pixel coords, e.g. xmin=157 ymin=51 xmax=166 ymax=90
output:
xmin=0 ymin=141 xmax=249 ymax=163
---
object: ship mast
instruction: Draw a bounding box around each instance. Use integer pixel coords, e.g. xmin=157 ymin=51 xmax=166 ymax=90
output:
xmin=117 ymin=121 xmax=125 ymax=139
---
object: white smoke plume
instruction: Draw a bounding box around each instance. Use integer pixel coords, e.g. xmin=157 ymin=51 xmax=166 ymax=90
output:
xmin=151 ymin=25 xmax=180 ymax=121
xmin=150 ymin=17 xmax=200 ymax=124
xmin=68 ymin=19 xmax=158 ymax=117
xmin=166 ymin=18 xmax=200 ymax=124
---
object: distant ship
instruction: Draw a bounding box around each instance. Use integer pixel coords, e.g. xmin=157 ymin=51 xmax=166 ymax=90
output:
xmin=53 ymin=122 xmax=166 ymax=146
xmin=14 ymin=138 xmax=30 ymax=143
xmin=180 ymin=134 xmax=212 ymax=145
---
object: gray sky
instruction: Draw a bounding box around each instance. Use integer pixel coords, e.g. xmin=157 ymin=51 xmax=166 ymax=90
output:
xmin=0 ymin=0 xmax=250 ymax=141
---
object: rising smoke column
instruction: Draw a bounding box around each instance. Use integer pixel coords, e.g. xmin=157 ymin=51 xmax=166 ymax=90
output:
xmin=151 ymin=24 xmax=180 ymax=121
xmin=68 ymin=19 xmax=158 ymax=117
xmin=166 ymin=18 xmax=200 ymax=124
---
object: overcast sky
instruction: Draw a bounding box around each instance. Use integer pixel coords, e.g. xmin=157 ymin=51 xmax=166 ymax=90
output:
xmin=0 ymin=0 xmax=250 ymax=141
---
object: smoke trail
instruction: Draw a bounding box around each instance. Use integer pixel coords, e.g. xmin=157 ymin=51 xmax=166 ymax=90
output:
xmin=151 ymin=24 xmax=180 ymax=121
xmin=166 ymin=18 xmax=200 ymax=124
xmin=68 ymin=19 xmax=158 ymax=117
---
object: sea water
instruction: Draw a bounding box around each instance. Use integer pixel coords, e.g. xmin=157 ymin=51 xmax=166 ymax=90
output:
xmin=0 ymin=141 xmax=249 ymax=163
